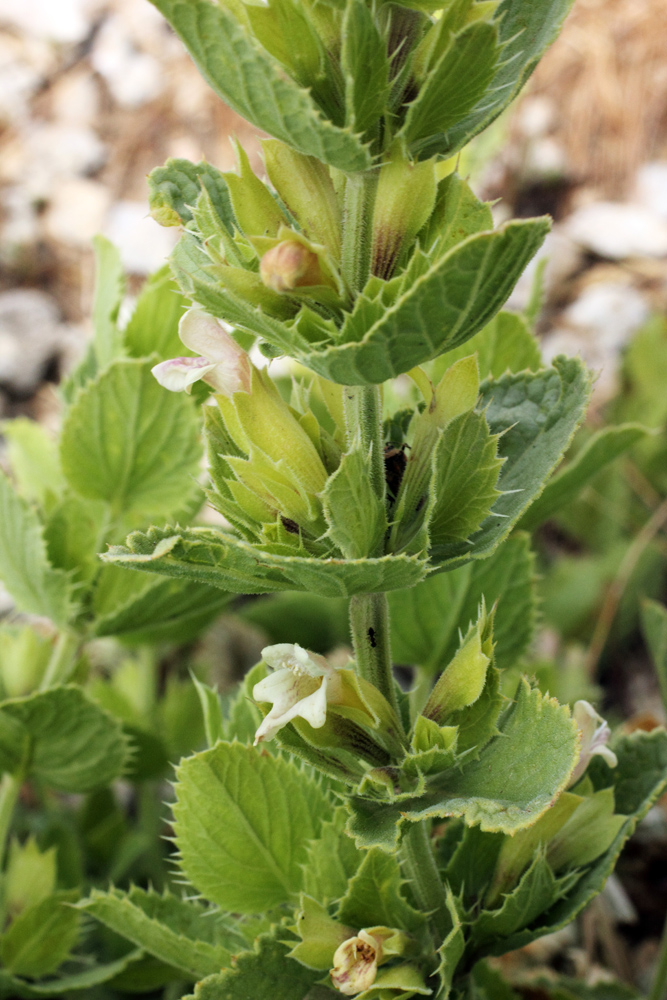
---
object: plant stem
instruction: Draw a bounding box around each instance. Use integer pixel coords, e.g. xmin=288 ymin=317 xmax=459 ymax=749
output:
xmin=0 ymin=773 xmax=22 ymax=867
xmin=343 ymin=384 xmax=386 ymax=512
xmin=401 ymin=820 xmax=450 ymax=940
xmin=40 ymin=631 xmax=80 ymax=690
xmin=349 ymin=592 xmax=400 ymax=717
xmin=341 ymin=171 xmax=376 ymax=296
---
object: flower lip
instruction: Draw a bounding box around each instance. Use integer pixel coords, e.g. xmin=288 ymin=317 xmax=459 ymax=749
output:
xmin=330 ymin=930 xmax=382 ymax=996
xmin=569 ymin=699 xmax=618 ymax=787
xmin=151 ymin=307 xmax=252 ymax=395
xmin=252 ymin=643 xmax=336 ymax=744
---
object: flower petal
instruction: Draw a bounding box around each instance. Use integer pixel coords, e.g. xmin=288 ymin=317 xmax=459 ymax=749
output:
xmin=151 ymin=356 xmax=217 ymax=392
xmin=178 ymin=308 xmax=251 ymax=394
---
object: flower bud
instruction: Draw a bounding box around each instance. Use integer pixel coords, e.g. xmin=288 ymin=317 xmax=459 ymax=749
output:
xmin=568 ymin=700 xmax=618 ymax=787
xmin=371 ymin=146 xmax=437 ymax=280
xmin=330 ymin=930 xmax=382 ymax=996
xmin=260 ymin=241 xmax=323 ymax=292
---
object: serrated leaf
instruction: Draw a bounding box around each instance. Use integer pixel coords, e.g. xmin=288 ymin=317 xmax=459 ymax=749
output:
xmin=182 ymin=933 xmax=320 ymax=1000
xmin=301 ymin=220 xmax=549 ymax=386
xmin=415 ymin=0 xmax=575 ymax=160
xmin=419 ymin=173 xmax=494 ymax=258
xmin=0 ymin=472 xmax=76 ymax=627
xmin=402 ymin=21 xmax=501 ymax=150
xmin=192 ymin=676 xmax=225 ymax=747
xmin=430 ymin=357 xmax=591 ymax=568
xmin=78 ymin=887 xmax=237 ymax=979
xmin=483 ymin=729 xmax=667 ymax=955
xmin=641 ymin=598 xmax=667 ymax=713
xmin=0 ymin=891 xmax=80 ymax=978
xmin=93 ymin=564 xmax=231 ymax=643
xmin=173 ymin=742 xmax=332 ymax=912
xmin=303 ymin=807 xmax=364 ymax=903
xmin=323 ymin=445 xmax=387 ymax=559
xmin=337 ymin=848 xmax=424 ymax=932
xmin=124 ymin=266 xmax=190 ymax=362
xmin=224 ymin=662 xmax=267 ymax=745
xmin=426 ymin=409 xmax=503 ymax=549
xmin=60 ymin=358 xmax=201 ymax=521
xmin=103 ymin=525 xmax=427 ymax=598
xmin=471 ymin=853 xmax=569 ymax=948
xmin=1 ymin=418 xmax=65 ymax=507
xmin=347 ymin=682 xmax=578 ymax=851
xmin=43 ymin=494 xmax=107 ymax=586
xmin=341 ymin=0 xmax=390 ymax=134
xmin=0 ymin=949 xmax=144 ymax=998
xmin=0 ymin=686 xmax=128 ymax=792
xmin=519 ymin=423 xmax=649 ymax=531
xmin=150 ymin=0 xmax=370 ymax=172
xmin=389 ymin=534 xmax=536 ymax=674
xmin=435 ymin=889 xmax=465 ymax=1000
xmin=432 ymin=310 xmax=541 ymax=382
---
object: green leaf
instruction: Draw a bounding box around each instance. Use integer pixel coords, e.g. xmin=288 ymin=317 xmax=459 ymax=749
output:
xmin=93 ymin=564 xmax=231 ymax=643
xmin=0 ymin=686 xmax=128 ymax=792
xmin=103 ymin=525 xmax=428 ymax=598
xmin=431 ymin=310 xmax=541 ymax=382
xmin=0 ymin=950 xmax=144 ymax=999
xmin=192 ymin=676 xmax=225 ymax=747
xmin=60 ymin=358 xmax=201 ymax=521
xmin=519 ymin=423 xmax=649 ymax=530
xmin=323 ymin=444 xmax=387 ymax=559
xmin=471 ymin=852 xmax=569 ymax=948
xmin=389 ymin=534 xmax=536 ymax=674
xmin=0 ymin=472 xmax=76 ymax=627
xmin=4 ymin=837 xmax=57 ymax=920
xmin=641 ymin=598 xmax=667 ymax=713
xmin=0 ymin=891 xmax=80 ymax=978
xmin=402 ymin=22 xmax=501 ymax=149
xmin=527 ymin=975 xmax=641 ymax=1000
xmin=416 ymin=0 xmax=575 ymax=160
xmin=435 ymin=889 xmax=465 ymax=1000
xmin=239 ymin=592 xmax=350 ymax=655
xmin=173 ymin=741 xmax=332 ymax=912
xmin=91 ymin=235 xmax=126 ymax=370
xmin=149 ymin=0 xmax=370 ymax=172
xmin=303 ymin=807 xmax=364 ymax=904
xmin=347 ymin=682 xmax=577 ymax=850
xmin=43 ymin=495 xmax=107 ymax=585
xmin=485 ymin=729 xmax=667 ymax=955
xmin=223 ymin=662 xmax=267 ymax=745
xmin=0 ymin=626 xmax=51 ymax=699
xmin=78 ymin=887 xmax=237 ymax=979
xmin=337 ymin=848 xmax=424 ymax=932
xmin=341 ymin=0 xmax=390 ymax=134
xmin=425 ymin=410 xmax=502 ymax=549
xmin=430 ymin=357 xmax=591 ymax=568
xmin=302 ymin=220 xmax=549 ymax=385
xmin=124 ymin=266 xmax=190 ymax=362
xmin=419 ymin=173 xmax=493 ymax=258
xmin=1 ymin=418 xmax=65 ymax=506
xmin=181 ymin=933 xmax=320 ymax=1000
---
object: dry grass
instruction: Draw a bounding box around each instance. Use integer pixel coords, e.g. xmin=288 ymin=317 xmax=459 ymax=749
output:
xmin=527 ymin=0 xmax=667 ymax=195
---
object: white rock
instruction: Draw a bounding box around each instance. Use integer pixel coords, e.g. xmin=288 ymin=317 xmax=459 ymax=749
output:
xmin=523 ymin=137 xmax=567 ymax=181
xmin=0 ymin=186 xmax=40 ymax=250
xmin=103 ymin=200 xmax=177 ymax=274
xmin=44 ymin=178 xmax=111 ymax=247
xmin=0 ymin=0 xmax=102 ymax=44
xmin=0 ymin=34 xmax=45 ymax=124
xmin=517 ymin=96 xmax=556 ymax=139
xmin=1 ymin=123 xmax=107 ymax=199
xmin=50 ymin=69 xmax=100 ymax=125
xmin=0 ymin=290 xmax=68 ymax=395
xmin=506 ymin=229 xmax=583 ymax=312
xmin=92 ymin=16 xmax=163 ymax=108
xmin=564 ymin=201 xmax=667 ymax=259
xmin=633 ymin=162 xmax=667 ymax=222
xmin=542 ymin=281 xmax=650 ymax=402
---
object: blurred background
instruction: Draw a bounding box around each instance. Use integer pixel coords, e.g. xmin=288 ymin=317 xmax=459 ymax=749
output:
xmin=1 ymin=0 xmax=667 ymax=994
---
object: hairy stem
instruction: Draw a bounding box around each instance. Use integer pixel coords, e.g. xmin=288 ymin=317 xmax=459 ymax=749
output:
xmin=341 ymin=171 xmax=376 ymax=296
xmin=349 ymin=592 xmax=400 ymax=718
xmin=401 ymin=820 xmax=450 ymax=940
xmin=40 ymin=631 xmax=80 ymax=690
xmin=343 ymin=384 xmax=386 ymax=513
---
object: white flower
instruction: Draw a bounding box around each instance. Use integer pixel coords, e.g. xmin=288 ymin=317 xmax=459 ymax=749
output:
xmin=151 ymin=308 xmax=251 ymax=395
xmin=253 ymin=643 xmax=339 ymax=744
xmin=330 ymin=930 xmax=382 ymax=996
xmin=569 ymin=700 xmax=618 ymax=787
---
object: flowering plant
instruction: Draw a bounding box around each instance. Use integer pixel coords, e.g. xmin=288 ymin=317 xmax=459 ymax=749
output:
xmin=0 ymin=0 xmax=666 ymax=997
